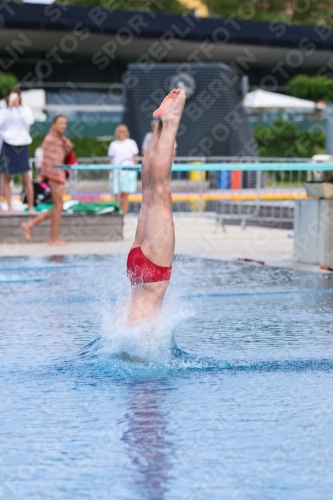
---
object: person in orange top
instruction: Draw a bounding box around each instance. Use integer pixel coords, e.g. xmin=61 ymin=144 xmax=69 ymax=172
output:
xmin=21 ymin=115 xmax=73 ymax=246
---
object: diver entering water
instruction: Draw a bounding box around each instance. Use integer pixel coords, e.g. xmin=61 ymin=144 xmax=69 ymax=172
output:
xmin=126 ymin=88 xmax=186 ymax=327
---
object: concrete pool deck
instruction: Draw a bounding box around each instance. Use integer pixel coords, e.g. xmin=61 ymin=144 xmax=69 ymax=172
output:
xmin=0 ymin=214 xmax=321 ymax=273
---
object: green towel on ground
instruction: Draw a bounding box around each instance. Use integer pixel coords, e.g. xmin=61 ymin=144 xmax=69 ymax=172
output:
xmin=67 ymin=202 xmax=120 ymax=214
xmin=33 ymin=204 xmax=53 ymax=212
xmin=29 ymin=201 xmax=120 ymax=214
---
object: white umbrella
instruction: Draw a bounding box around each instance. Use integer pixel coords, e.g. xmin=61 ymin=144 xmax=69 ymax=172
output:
xmin=243 ymin=89 xmax=325 ymax=110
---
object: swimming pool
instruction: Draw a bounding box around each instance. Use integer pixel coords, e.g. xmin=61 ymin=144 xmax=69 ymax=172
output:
xmin=1 ymin=254 xmax=333 ymax=499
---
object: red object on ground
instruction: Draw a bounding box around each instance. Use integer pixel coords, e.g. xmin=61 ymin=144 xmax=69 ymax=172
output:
xmin=238 ymin=258 xmax=265 ymax=265
xmin=231 ymin=171 xmax=242 ymax=189
xmin=320 ymin=266 xmax=333 ymax=272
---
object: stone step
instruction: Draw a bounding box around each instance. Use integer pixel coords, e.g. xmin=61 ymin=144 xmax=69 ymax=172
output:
xmin=0 ymin=213 xmax=123 ymax=244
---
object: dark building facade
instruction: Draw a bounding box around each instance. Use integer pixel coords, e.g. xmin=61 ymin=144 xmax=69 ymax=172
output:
xmin=2 ymin=2 xmax=332 ymax=141
xmin=2 ymin=2 xmax=333 ymax=92
xmin=123 ymin=62 xmax=257 ymax=158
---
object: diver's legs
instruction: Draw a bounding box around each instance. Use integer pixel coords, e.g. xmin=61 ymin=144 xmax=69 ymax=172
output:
xmin=141 ymin=89 xmax=186 ymax=267
xmin=132 ymin=121 xmax=162 ymax=248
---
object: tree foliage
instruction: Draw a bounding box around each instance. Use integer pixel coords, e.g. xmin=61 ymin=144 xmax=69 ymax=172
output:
xmin=57 ymin=0 xmax=186 ymax=14
xmin=254 ymin=120 xmax=325 ymax=158
xmin=287 ymin=75 xmax=333 ymax=102
xmin=55 ymin=0 xmax=333 ymax=23
xmin=203 ymin=0 xmax=332 ymax=25
xmin=0 ymin=73 xmax=18 ymax=100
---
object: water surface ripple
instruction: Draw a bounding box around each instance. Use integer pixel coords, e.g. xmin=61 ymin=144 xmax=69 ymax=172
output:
xmin=1 ymin=254 xmax=333 ymax=500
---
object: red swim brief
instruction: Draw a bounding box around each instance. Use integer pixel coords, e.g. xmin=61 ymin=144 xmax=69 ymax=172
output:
xmin=127 ymin=247 xmax=172 ymax=284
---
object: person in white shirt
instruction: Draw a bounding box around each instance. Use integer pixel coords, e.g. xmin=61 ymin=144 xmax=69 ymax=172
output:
xmin=142 ymin=120 xmax=177 ymax=156
xmin=108 ymin=124 xmax=139 ymax=214
xmin=0 ymin=88 xmax=34 ymax=214
xmin=0 ymin=129 xmax=2 ymax=212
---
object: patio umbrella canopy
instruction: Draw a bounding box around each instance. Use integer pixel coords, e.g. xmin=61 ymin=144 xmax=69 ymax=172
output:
xmin=243 ymin=89 xmax=325 ymax=110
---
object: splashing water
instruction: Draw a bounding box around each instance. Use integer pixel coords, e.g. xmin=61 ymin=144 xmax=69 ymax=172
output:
xmin=90 ymin=282 xmax=195 ymax=365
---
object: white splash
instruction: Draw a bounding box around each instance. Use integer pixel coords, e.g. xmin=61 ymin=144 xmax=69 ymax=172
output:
xmin=97 ymin=285 xmax=194 ymax=364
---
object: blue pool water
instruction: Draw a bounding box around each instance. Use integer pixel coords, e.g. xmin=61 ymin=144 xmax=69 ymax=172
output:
xmin=1 ymin=254 xmax=333 ymax=500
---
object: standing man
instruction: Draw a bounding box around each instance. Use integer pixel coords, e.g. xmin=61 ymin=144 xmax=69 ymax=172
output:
xmin=141 ymin=120 xmax=177 ymax=157
xmin=21 ymin=115 xmax=73 ymax=246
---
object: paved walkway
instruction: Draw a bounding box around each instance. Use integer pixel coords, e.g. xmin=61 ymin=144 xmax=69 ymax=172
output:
xmin=0 ymin=214 xmax=317 ymax=272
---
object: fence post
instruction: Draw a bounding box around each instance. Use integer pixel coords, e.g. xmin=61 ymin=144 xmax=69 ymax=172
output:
xmin=72 ymin=169 xmax=78 ymax=200
xmin=199 ymin=163 xmax=203 ymax=214
xmin=256 ymin=167 xmax=261 ymax=192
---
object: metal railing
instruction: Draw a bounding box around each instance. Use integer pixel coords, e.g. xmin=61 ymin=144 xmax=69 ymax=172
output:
xmin=8 ymin=156 xmax=333 ymax=228
xmin=53 ymin=157 xmax=332 ymax=223
xmin=55 ymin=155 xmax=320 ymax=200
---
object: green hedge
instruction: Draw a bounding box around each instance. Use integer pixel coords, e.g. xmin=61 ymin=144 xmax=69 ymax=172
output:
xmin=29 ymin=136 xmax=113 ymax=159
xmin=30 ymin=124 xmax=326 ymax=161
xmin=253 ymin=120 xmax=325 ymax=158
xmin=287 ymin=75 xmax=333 ymax=101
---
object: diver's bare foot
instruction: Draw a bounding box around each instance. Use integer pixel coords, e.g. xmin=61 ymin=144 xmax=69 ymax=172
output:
xmin=49 ymin=239 xmax=69 ymax=246
xmin=153 ymin=89 xmax=179 ymax=119
xmin=6 ymin=209 xmax=13 ymax=215
xmin=28 ymin=208 xmax=36 ymax=215
xmin=21 ymin=222 xmax=32 ymax=243
xmin=153 ymin=88 xmax=186 ymax=122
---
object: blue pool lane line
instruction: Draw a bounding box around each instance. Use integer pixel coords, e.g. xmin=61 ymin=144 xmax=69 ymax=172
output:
xmin=56 ymin=162 xmax=333 ymax=172
xmin=181 ymin=289 xmax=333 ymax=299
